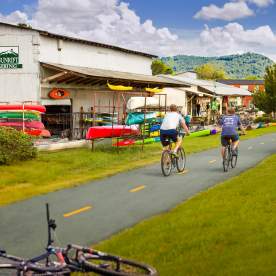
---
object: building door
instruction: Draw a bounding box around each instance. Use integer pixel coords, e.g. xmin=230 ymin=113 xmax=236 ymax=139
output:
xmin=42 ymin=105 xmax=72 ymax=138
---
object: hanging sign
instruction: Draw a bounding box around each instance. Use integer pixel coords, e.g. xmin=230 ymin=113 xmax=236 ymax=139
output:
xmin=0 ymin=46 xmax=23 ymax=69
xmin=49 ymin=88 xmax=70 ymax=99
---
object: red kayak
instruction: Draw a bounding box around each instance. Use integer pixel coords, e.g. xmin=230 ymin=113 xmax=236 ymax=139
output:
xmin=0 ymin=121 xmax=45 ymax=129
xmin=24 ymin=129 xmax=51 ymax=137
xmin=0 ymin=105 xmax=46 ymax=113
xmin=113 ymin=139 xmax=136 ymax=147
xmin=86 ymin=125 xmax=139 ymax=139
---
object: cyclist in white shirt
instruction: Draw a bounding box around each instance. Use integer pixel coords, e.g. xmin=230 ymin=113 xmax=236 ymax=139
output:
xmin=160 ymin=104 xmax=190 ymax=155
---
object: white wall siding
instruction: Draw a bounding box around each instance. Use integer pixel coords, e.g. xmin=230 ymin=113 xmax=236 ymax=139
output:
xmin=155 ymin=87 xmax=187 ymax=113
xmin=0 ymin=25 xmax=40 ymax=103
xmin=39 ymin=36 xmax=152 ymax=75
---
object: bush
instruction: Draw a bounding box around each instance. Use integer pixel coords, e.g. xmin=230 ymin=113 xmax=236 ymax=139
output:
xmin=0 ymin=127 xmax=37 ymax=165
xmin=254 ymin=116 xmax=276 ymax=123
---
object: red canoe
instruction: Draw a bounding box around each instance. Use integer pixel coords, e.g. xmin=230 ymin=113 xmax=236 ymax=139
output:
xmin=24 ymin=129 xmax=51 ymax=137
xmin=86 ymin=126 xmax=139 ymax=139
xmin=113 ymin=139 xmax=136 ymax=147
xmin=0 ymin=121 xmax=45 ymax=129
xmin=0 ymin=105 xmax=46 ymax=113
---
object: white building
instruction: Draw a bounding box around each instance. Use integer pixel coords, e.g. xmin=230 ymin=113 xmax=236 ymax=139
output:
xmin=0 ymin=22 xmax=182 ymax=138
xmin=158 ymin=75 xmax=251 ymax=118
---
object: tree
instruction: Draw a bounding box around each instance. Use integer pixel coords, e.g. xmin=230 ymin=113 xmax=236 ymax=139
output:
xmin=253 ymin=64 xmax=276 ymax=118
xmin=194 ymin=63 xmax=226 ymax=80
xmin=17 ymin=23 xmax=32 ymax=29
xmin=245 ymin=75 xmax=259 ymax=80
xmin=151 ymin=60 xmax=173 ymax=75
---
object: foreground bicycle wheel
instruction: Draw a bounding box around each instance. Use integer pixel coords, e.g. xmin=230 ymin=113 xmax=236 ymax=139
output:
xmin=223 ymin=146 xmax=231 ymax=172
xmin=80 ymin=252 xmax=158 ymax=276
xmin=176 ymin=147 xmax=186 ymax=172
xmin=161 ymin=150 xmax=172 ymax=176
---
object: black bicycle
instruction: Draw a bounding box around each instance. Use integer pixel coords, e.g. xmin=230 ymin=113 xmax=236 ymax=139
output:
xmin=0 ymin=204 xmax=158 ymax=276
xmin=223 ymin=139 xmax=238 ymax=172
xmin=161 ymin=136 xmax=186 ymax=177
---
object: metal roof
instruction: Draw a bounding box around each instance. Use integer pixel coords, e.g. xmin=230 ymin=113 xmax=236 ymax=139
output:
xmin=0 ymin=21 xmax=157 ymax=58
xmin=41 ymin=63 xmax=188 ymax=87
xmin=217 ymin=79 xmax=264 ymax=85
xmin=159 ymin=75 xmax=251 ymax=96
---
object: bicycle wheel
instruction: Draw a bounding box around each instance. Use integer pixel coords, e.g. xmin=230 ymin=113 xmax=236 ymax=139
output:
xmin=80 ymin=252 xmax=158 ymax=276
xmin=0 ymin=263 xmax=71 ymax=276
xmin=223 ymin=146 xmax=230 ymax=172
xmin=231 ymin=148 xmax=238 ymax=168
xmin=161 ymin=150 xmax=172 ymax=176
xmin=176 ymin=147 xmax=186 ymax=172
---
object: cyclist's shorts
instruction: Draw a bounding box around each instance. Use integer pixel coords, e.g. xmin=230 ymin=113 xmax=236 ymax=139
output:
xmin=221 ymin=134 xmax=239 ymax=147
xmin=160 ymin=129 xmax=178 ymax=146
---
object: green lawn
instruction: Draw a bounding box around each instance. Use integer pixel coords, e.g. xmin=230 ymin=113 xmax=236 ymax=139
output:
xmin=95 ymin=154 xmax=276 ymax=276
xmin=0 ymin=126 xmax=275 ymax=206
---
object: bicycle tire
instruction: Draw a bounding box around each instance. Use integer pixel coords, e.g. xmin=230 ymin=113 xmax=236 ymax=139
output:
xmin=176 ymin=147 xmax=186 ymax=172
xmin=161 ymin=150 xmax=172 ymax=177
xmin=223 ymin=146 xmax=230 ymax=172
xmin=80 ymin=252 xmax=158 ymax=276
xmin=0 ymin=263 xmax=71 ymax=276
xmin=231 ymin=148 xmax=238 ymax=168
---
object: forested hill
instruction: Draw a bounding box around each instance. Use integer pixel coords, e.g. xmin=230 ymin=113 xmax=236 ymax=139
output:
xmin=161 ymin=52 xmax=274 ymax=79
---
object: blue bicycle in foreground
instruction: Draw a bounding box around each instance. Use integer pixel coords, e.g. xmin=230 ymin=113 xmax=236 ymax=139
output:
xmin=0 ymin=204 xmax=158 ymax=275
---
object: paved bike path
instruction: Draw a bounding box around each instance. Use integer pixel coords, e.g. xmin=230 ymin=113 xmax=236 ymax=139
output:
xmin=1 ymin=133 xmax=276 ymax=258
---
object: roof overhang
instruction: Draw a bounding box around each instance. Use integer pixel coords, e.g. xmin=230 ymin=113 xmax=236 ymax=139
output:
xmin=158 ymin=75 xmax=251 ymax=96
xmin=40 ymin=62 xmax=188 ymax=88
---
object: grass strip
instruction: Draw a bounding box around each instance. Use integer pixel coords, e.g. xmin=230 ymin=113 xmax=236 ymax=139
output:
xmin=95 ymin=153 xmax=276 ymax=276
xmin=0 ymin=127 xmax=275 ymax=206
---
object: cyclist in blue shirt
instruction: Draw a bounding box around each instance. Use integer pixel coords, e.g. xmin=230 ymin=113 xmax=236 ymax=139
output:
xmin=219 ymin=108 xmax=245 ymax=158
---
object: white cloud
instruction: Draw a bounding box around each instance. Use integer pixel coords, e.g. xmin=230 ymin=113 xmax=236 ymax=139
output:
xmin=199 ymin=23 xmax=276 ymax=59
xmin=0 ymin=10 xmax=28 ymax=24
xmin=243 ymin=0 xmax=274 ymax=7
xmin=194 ymin=2 xmax=254 ymax=21
xmin=0 ymin=0 xmax=275 ymax=61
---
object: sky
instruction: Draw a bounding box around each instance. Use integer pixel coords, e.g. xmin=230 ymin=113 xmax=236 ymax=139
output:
xmin=0 ymin=0 xmax=276 ymax=60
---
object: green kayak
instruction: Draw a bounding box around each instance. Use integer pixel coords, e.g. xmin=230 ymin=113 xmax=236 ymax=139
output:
xmin=0 ymin=111 xmax=40 ymax=120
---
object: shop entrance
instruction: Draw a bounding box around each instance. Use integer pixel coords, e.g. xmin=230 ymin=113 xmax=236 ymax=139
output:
xmin=42 ymin=105 xmax=72 ymax=138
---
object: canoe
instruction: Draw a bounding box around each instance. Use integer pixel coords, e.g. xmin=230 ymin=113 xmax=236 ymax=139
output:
xmin=135 ymin=138 xmax=156 ymax=145
xmin=0 ymin=105 xmax=46 ymax=113
xmin=150 ymin=124 xmax=160 ymax=132
xmin=126 ymin=112 xmax=157 ymax=125
xmin=0 ymin=111 xmax=40 ymax=120
xmin=150 ymin=131 xmax=160 ymax=137
xmin=24 ymin=129 xmax=50 ymax=137
xmin=154 ymin=137 xmax=161 ymax=142
xmin=113 ymin=139 xmax=136 ymax=147
xmin=86 ymin=125 xmax=139 ymax=139
xmin=127 ymin=97 xmax=159 ymax=110
xmin=0 ymin=121 xmax=45 ymax=129
xmin=189 ymin=129 xmax=211 ymax=137
xmin=107 ymin=83 xmax=133 ymax=91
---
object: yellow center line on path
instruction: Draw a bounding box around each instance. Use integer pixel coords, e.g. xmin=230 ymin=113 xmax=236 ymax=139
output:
xmin=63 ymin=206 xmax=92 ymax=218
xmin=209 ymin=160 xmax=217 ymax=164
xmin=129 ymin=185 xmax=146 ymax=193
xmin=260 ymin=142 xmax=265 ymax=145
xmin=177 ymin=169 xmax=189 ymax=175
